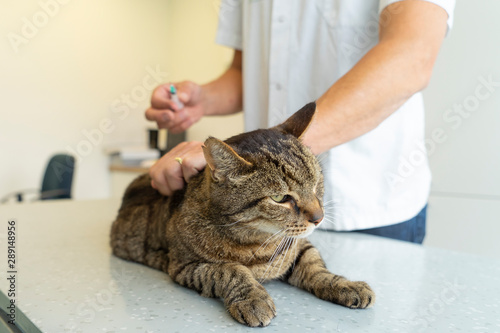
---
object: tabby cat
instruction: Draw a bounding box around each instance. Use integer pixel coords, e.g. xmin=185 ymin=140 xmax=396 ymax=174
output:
xmin=110 ymin=102 xmax=375 ymax=327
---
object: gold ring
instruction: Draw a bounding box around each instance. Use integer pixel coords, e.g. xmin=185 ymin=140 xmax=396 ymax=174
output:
xmin=174 ymin=157 xmax=183 ymax=165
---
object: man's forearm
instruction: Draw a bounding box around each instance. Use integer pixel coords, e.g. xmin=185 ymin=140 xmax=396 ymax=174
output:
xmin=202 ymin=51 xmax=243 ymax=116
xmin=302 ymin=41 xmax=430 ymax=154
xmin=302 ymin=1 xmax=448 ymax=155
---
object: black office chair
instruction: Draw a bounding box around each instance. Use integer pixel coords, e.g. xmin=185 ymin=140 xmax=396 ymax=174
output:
xmin=1 ymin=154 xmax=75 ymax=203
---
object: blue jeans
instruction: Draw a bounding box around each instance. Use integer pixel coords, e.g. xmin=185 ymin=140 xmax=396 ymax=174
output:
xmin=355 ymin=205 xmax=427 ymax=244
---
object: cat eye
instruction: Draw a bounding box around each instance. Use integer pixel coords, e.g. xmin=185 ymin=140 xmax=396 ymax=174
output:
xmin=270 ymin=195 xmax=291 ymax=203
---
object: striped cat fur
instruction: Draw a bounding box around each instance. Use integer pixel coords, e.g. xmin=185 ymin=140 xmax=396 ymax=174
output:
xmin=110 ymin=102 xmax=375 ymax=327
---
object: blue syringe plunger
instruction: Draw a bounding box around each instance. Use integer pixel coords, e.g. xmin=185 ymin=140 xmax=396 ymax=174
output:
xmin=169 ymin=84 xmax=184 ymax=109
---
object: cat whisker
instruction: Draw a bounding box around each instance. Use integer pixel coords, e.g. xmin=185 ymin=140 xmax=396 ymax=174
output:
xmin=319 ymin=216 xmax=338 ymax=229
xmin=323 ymin=201 xmax=345 ymax=211
xmin=261 ymin=238 xmax=289 ymax=281
xmin=322 ymin=214 xmax=337 ymax=223
xmin=316 ymin=152 xmax=328 ymax=164
xmin=268 ymin=235 xmax=288 ymax=265
xmin=323 ymin=206 xmax=338 ymax=213
xmin=213 ymin=218 xmax=245 ymax=227
xmin=230 ymin=224 xmax=255 ymax=231
xmin=291 ymin=238 xmax=298 ymax=271
xmin=323 ymin=210 xmax=338 ymax=217
xmin=272 ymin=237 xmax=295 ymax=280
xmin=324 ymin=214 xmax=341 ymax=223
xmin=246 ymin=229 xmax=286 ymax=264
xmin=321 ymin=221 xmax=337 ymax=228
xmin=323 ymin=203 xmax=343 ymax=216
xmin=259 ymin=234 xmax=290 ymax=283
xmin=230 ymin=219 xmax=269 ymax=232
xmin=323 ymin=203 xmax=343 ymax=221
xmin=275 ymin=237 xmax=294 ymax=279
xmin=322 ymin=199 xmax=338 ymax=207
xmin=265 ymin=234 xmax=294 ymax=278
xmin=319 ymin=168 xmax=335 ymax=175
xmin=323 ymin=216 xmax=336 ymax=223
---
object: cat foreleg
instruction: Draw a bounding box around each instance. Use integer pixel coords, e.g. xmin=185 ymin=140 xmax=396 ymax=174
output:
xmin=282 ymin=242 xmax=375 ymax=309
xmin=168 ymin=261 xmax=276 ymax=327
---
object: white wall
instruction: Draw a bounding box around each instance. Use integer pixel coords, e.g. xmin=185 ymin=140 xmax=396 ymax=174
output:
xmin=165 ymin=0 xmax=243 ymax=143
xmin=423 ymin=0 xmax=500 ymax=258
xmin=0 ymin=0 xmax=243 ymax=201
xmin=0 ymin=0 xmax=169 ymax=200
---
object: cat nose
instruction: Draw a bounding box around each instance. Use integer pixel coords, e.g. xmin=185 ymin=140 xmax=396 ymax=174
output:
xmin=308 ymin=211 xmax=324 ymax=226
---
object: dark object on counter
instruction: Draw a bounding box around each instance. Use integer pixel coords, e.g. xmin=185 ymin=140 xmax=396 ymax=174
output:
xmin=148 ymin=129 xmax=186 ymax=157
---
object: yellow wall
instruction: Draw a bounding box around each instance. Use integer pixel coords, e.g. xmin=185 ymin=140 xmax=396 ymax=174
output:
xmin=166 ymin=0 xmax=243 ymax=142
xmin=0 ymin=0 xmax=243 ymax=200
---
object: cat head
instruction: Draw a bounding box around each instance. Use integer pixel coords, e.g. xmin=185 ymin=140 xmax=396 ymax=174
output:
xmin=202 ymin=102 xmax=324 ymax=238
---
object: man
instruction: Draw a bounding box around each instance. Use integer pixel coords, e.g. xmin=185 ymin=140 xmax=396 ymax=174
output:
xmin=145 ymin=0 xmax=455 ymax=243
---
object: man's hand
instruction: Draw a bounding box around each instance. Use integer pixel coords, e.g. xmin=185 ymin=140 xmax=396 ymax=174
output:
xmin=145 ymin=50 xmax=243 ymax=196
xmin=149 ymin=141 xmax=206 ymax=196
xmin=145 ymin=81 xmax=205 ymax=133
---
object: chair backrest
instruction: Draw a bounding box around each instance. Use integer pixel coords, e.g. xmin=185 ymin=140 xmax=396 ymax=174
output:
xmin=40 ymin=154 xmax=75 ymax=200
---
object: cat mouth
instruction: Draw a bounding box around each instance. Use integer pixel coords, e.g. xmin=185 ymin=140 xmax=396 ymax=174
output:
xmin=255 ymin=221 xmax=319 ymax=238
xmin=286 ymin=224 xmax=317 ymax=238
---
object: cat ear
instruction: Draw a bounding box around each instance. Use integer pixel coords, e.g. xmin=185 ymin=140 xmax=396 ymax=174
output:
xmin=275 ymin=102 xmax=316 ymax=140
xmin=202 ymin=137 xmax=253 ymax=182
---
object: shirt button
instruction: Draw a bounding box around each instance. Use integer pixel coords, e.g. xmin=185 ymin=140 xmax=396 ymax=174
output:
xmin=278 ymin=15 xmax=286 ymax=23
xmin=275 ymin=83 xmax=282 ymax=90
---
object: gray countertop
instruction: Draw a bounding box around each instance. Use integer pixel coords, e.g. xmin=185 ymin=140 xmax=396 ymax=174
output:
xmin=0 ymin=199 xmax=499 ymax=333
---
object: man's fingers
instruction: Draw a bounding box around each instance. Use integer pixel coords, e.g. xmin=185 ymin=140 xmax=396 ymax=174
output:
xmin=150 ymin=179 xmax=173 ymax=196
xmin=176 ymin=81 xmax=195 ymax=104
xmin=150 ymin=84 xmax=184 ymax=111
xmin=157 ymin=175 xmax=184 ymax=196
xmin=146 ymin=81 xmax=202 ymax=133
xmin=178 ymin=92 xmax=189 ymax=104
xmin=149 ymin=164 xmax=184 ymax=196
xmin=145 ymin=108 xmax=172 ymax=122
xmin=159 ymin=109 xmax=190 ymax=130
xmin=148 ymin=141 xmax=205 ymax=196
xmin=150 ymin=84 xmax=171 ymax=109
xmin=169 ymin=117 xmax=194 ymax=134
xmin=145 ymin=108 xmax=190 ymax=129
xmin=180 ymin=151 xmax=206 ymax=183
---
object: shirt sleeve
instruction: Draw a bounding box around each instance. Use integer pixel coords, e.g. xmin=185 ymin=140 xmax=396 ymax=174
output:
xmin=215 ymin=0 xmax=243 ymax=50
xmin=379 ymin=0 xmax=456 ymax=30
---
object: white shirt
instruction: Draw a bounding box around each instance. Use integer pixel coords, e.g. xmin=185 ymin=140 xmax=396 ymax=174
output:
xmin=216 ymin=0 xmax=455 ymax=230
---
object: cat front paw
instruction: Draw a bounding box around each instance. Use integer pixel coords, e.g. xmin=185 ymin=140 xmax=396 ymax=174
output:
xmin=227 ymin=291 xmax=276 ymax=327
xmin=331 ymin=280 xmax=375 ymax=309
